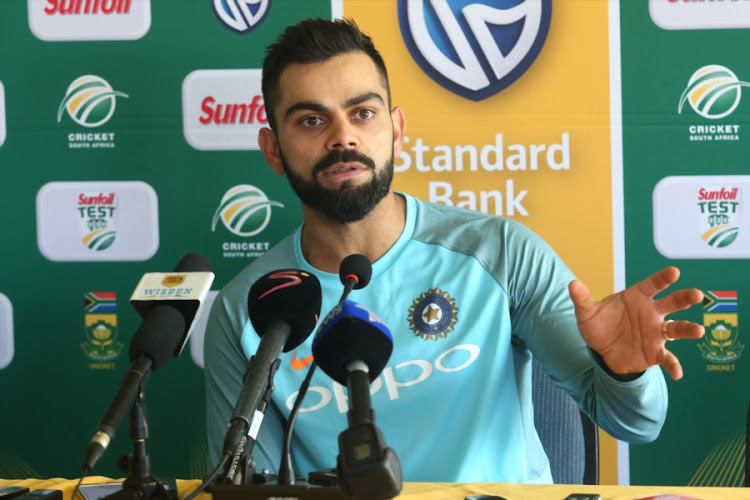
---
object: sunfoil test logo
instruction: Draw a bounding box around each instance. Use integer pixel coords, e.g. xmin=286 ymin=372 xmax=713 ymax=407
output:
xmin=211 ymin=0 xmax=270 ymax=34
xmin=37 ymin=181 xmax=159 ymax=262
xmin=398 ymin=0 xmax=551 ymax=101
xmin=212 ymin=185 xmax=283 ymax=259
xmin=79 ymin=192 xmax=118 ymax=251
xmin=679 ymin=65 xmax=749 ymax=142
xmin=653 ymin=176 xmax=750 ymax=259
xmin=57 ymin=75 xmax=128 ymax=148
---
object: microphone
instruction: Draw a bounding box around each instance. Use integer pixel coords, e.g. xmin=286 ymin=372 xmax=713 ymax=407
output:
xmin=129 ymin=252 xmax=214 ymax=356
xmin=312 ymin=300 xmax=402 ymax=500
xmin=338 ymin=254 xmax=372 ymax=302
xmin=221 ymin=269 xmax=322 ymax=462
xmin=83 ymin=253 xmax=214 ymax=472
xmin=312 ymin=300 xmax=392 ymax=386
xmin=276 ymin=254 xmax=374 ymax=486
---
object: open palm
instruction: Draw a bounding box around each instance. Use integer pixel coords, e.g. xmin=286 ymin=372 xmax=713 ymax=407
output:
xmin=568 ymin=267 xmax=704 ymax=380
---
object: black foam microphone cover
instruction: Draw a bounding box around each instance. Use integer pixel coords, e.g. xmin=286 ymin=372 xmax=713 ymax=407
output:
xmin=313 ymin=300 xmax=393 ymax=385
xmin=247 ymin=269 xmax=321 ymax=352
xmin=173 ymin=252 xmax=211 ymax=272
xmin=339 ymin=254 xmax=372 ymax=290
xmin=128 ymin=305 xmax=185 ymax=370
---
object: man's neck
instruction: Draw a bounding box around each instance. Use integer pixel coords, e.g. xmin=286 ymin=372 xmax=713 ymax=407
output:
xmin=299 ymin=192 xmax=406 ymax=273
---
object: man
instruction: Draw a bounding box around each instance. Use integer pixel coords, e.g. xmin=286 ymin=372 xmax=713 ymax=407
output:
xmin=204 ymin=18 xmax=704 ymax=483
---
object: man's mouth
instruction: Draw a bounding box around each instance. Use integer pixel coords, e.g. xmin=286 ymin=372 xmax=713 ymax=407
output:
xmin=321 ymin=162 xmax=367 ymax=179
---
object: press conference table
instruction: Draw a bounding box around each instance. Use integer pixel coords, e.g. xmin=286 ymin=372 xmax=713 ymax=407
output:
xmin=1 ymin=477 xmax=748 ymax=500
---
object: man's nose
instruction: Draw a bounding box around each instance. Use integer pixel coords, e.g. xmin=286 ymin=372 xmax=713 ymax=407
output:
xmin=326 ymin=116 xmax=359 ymax=150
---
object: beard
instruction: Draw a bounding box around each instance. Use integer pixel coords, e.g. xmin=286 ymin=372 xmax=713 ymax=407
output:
xmin=279 ymin=147 xmax=394 ymax=224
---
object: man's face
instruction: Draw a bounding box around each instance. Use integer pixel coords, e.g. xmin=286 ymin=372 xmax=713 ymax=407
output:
xmin=266 ymin=51 xmax=402 ymax=224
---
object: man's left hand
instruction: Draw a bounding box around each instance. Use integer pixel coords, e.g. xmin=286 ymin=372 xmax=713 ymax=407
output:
xmin=568 ymin=266 xmax=704 ymax=380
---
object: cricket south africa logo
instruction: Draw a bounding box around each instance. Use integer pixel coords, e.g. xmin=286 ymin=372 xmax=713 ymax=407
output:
xmin=407 ymin=288 xmax=459 ymax=340
xmin=58 ymin=75 xmax=128 ymax=127
xmin=212 ymin=185 xmax=282 ymax=237
xmin=212 ymin=185 xmax=282 ymax=259
xmin=212 ymin=0 xmax=270 ymax=33
xmin=398 ymin=0 xmax=551 ymax=101
xmin=679 ymin=65 xmax=750 ymax=120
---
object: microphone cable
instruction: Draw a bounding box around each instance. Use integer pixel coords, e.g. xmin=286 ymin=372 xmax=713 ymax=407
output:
xmin=182 ymin=454 xmax=230 ymax=500
xmin=277 ymin=358 xmax=318 ymax=485
xmin=277 ymin=254 xmax=372 ymax=486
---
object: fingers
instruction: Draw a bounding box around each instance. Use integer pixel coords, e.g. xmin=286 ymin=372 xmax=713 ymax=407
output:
xmin=658 ymin=349 xmax=684 ymax=380
xmin=662 ymin=319 xmax=705 ymax=341
xmin=655 ymin=288 xmax=704 ymax=315
xmin=636 ymin=266 xmax=681 ymax=298
xmin=568 ymin=280 xmax=596 ymax=320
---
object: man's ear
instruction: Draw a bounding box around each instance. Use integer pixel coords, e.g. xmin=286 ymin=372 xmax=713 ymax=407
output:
xmin=391 ymin=106 xmax=407 ymax=158
xmin=258 ymin=127 xmax=285 ymax=175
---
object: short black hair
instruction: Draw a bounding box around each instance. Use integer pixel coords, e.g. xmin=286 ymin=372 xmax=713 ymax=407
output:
xmin=261 ymin=18 xmax=391 ymax=130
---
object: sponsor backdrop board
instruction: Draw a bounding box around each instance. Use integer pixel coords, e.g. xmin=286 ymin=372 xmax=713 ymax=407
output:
xmin=0 ymin=0 xmax=744 ymax=488
xmin=0 ymin=0 xmax=330 ymax=480
xmin=621 ymin=0 xmax=749 ymax=488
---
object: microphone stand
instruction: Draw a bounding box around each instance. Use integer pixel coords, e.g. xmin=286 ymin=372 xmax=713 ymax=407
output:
xmin=336 ymin=362 xmax=402 ymax=500
xmin=102 ymin=387 xmax=177 ymax=500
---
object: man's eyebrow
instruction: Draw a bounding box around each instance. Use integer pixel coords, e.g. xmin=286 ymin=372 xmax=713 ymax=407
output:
xmin=282 ymin=92 xmax=386 ymax=122
xmin=344 ymin=92 xmax=385 ymax=108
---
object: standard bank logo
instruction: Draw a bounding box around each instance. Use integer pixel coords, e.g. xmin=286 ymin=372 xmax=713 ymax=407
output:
xmin=212 ymin=185 xmax=283 ymax=237
xmin=653 ymin=176 xmax=750 ymax=259
xmin=36 ymin=181 xmax=159 ymax=262
xmin=58 ymin=75 xmax=128 ymax=128
xmin=0 ymin=81 xmax=5 ymax=147
xmin=650 ymin=0 xmax=750 ymax=30
xmin=0 ymin=293 xmax=14 ymax=370
xmin=28 ymin=0 xmax=151 ymax=41
xmin=398 ymin=0 xmax=551 ymax=101
xmin=211 ymin=0 xmax=270 ymax=34
xmin=679 ymin=65 xmax=750 ymax=120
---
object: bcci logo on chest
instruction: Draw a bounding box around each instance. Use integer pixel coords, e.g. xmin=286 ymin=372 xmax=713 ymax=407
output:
xmin=398 ymin=0 xmax=551 ymax=101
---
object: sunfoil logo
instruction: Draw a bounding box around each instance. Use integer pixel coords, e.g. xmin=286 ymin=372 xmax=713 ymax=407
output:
xmin=398 ymin=0 xmax=552 ymax=101
xmin=211 ymin=0 xmax=270 ymax=34
xmin=211 ymin=185 xmax=283 ymax=237
xmin=679 ymin=65 xmax=750 ymax=120
xmin=285 ymin=344 xmax=480 ymax=414
xmin=57 ymin=75 xmax=128 ymax=127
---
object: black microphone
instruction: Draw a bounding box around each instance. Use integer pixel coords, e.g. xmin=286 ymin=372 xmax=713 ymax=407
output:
xmin=312 ymin=300 xmax=402 ymax=500
xmin=222 ymin=269 xmax=322 ymax=461
xmin=129 ymin=252 xmax=214 ymax=356
xmin=338 ymin=254 xmax=372 ymax=302
xmin=83 ymin=253 xmax=213 ymax=471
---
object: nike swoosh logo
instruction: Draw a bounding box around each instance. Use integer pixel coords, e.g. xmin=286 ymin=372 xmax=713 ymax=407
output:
xmin=291 ymin=353 xmax=314 ymax=370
